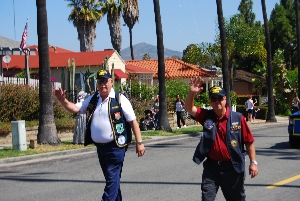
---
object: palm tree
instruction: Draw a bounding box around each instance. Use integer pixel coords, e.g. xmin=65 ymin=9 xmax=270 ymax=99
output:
xmin=122 ymin=0 xmax=139 ymax=60
xmin=216 ymin=0 xmax=231 ymax=107
xmin=153 ymin=0 xmax=172 ymax=132
xmin=296 ymin=0 xmax=300 ymax=99
xmin=261 ymin=0 xmax=276 ymax=122
xmin=66 ymin=0 xmax=103 ymax=52
xmin=101 ymin=0 xmax=122 ymax=54
xmin=36 ymin=0 xmax=61 ymax=145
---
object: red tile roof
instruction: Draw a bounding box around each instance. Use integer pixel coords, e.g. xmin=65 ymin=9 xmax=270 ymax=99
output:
xmin=2 ymin=49 xmax=116 ymax=69
xmin=125 ymin=58 xmax=216 ymax=79
xmin=125 ymin=64 xmax=156 ymax=73
xmin=28 ymin=45 xmax=75 ymax=53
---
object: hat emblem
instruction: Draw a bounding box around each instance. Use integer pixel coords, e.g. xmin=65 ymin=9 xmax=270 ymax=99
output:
xmin=210 ymin=86 xmax=222 ymax=94
xmin=98 ymin=70 xmax=107 ymax=76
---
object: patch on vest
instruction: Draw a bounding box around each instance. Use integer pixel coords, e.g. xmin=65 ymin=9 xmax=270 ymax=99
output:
xmin=114 ymin=112 xmax=121 ymax=120
xmin=230 ymin=139 xmax=238 ymax=147
xmin=204 ymin=119 xmax=214 ymax=130
xmin=231 ymin=122 xmax=241 ymax=131
xmin=116 ymin=123 xmax=124 ymax=133
xmin=118 ymin=135 xmax=126 ymax=145
xmin=112 ymin=106 xmax=119 ymax=109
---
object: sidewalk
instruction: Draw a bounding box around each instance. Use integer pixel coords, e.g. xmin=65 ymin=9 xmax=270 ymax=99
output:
xmin=0 ymin=116 xmax=289 ymax=167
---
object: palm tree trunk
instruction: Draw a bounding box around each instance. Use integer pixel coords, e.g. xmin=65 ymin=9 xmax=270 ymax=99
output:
xmin=153 ymin=0 xmax=172 ymax=131
xmin=261 ymin=0 xmax=277 ymax=122
xmin=296 ymin=0 xmax=300 ymax=99
xmin=129 ymin=27 xmax=134 ymax=60
xmin=216 ymin=0 xmax=231 ymax=107
xmin=36 ymin=0 xmax=61 ymax=144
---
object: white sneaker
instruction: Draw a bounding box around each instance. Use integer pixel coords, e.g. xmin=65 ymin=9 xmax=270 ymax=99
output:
xmin=183 ymin=125 xmax=187 ymax=128
xmin=176 ymin=127 xmax=180 ymax=129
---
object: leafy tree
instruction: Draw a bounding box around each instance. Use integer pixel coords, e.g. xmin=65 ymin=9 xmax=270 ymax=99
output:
xmin=216 ymin=0 xmax=231 ymax=107
xmin=122 ymin=0 xmax=139 ymax=60
xmin=182 ymin=43 xmax=221 ymax=66
xmin=295 ymin=0 xmax=300 ymax=97
xmin=225 ymin=14 xmax=266 ymax=73
xmin=269 ymin=1 xmax=296 ymax=70
xmin=153 ymin=0 xmax=172 ymax=131
xmin=36 ymin=0 xmax=61 ymax=145
xmin=143 ymin=53 xmax=151 ymax=60
xmin=261 ymin=0 xmax=277 ymax=122
xmin=66 ymin=0 xmax=103 ymax=52
xmin=238 ymin=0 xmax=255 ymax=26
xmin=101 ymin=0 xmax=123 ymax=54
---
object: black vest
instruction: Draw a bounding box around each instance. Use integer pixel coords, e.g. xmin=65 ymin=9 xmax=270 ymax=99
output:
xmin=193 ymin=109 xmax=246 ymax=173
xmin=84 ymin=91 xmax=132 ymax=147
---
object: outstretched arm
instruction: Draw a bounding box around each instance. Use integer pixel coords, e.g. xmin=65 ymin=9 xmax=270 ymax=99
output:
xmin=245 ymin=142 xmax=258 ymax=178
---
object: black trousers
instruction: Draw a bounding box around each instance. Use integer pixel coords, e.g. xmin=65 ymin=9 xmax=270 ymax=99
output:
xmin=201 ymin=158 xmax=246 ymax=201
xmin=176 ymin=111 xmax=185 ymax=127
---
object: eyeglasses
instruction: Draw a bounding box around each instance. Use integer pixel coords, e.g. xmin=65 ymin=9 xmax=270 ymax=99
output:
xmin=97 ymin=78 xmax=108 ymax=84
xmin=210 ymin=96 xmax=224 ymax=102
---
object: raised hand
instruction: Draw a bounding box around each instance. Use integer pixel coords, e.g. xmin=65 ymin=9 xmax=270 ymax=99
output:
xmin=189 ymin=78 xmax=204 ymax=94
xmin=54 ymin=88 xmax=66 ymax=102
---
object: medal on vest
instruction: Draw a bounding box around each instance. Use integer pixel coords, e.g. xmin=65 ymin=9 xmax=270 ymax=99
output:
xmin=230 ymin=139 xmax=238 ymax=147
xmin=231 ymin=122 xmax=241 ymax=131
xmin=118 ymin=135 xmax=126 ymax=145
xmin=114 ymin=112 xmax=121 ymax=120
xmin=204 ymin=119 xmax=214 ymax=130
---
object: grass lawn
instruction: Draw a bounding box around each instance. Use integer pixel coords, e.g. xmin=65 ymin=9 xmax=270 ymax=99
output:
xmin=0 ymin=125 xmax=203 ymax=159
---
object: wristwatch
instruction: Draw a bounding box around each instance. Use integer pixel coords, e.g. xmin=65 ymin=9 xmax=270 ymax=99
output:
xmin=250 ymin=161 xmax=258 ymax=165
xmin=137 ymin=141 xmax=143 ymax=145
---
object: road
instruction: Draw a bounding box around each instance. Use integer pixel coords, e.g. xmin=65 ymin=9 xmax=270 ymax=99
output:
xmin=0 ymin=124 xmax=299 ymax=201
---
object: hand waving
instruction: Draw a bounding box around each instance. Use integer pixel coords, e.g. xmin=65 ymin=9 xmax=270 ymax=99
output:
xmin=189 ymin=78 xmax=204 ymax=94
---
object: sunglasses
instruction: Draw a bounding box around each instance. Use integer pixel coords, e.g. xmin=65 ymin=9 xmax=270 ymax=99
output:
xmin=97 ymin=78 xmax=109 ymax=84
xmin=210 ymin=96 xmax=224 ymax=102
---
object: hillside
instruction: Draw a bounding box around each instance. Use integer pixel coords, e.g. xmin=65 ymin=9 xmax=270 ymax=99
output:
xmin=120 ymin=42 xmax=182 ymax=60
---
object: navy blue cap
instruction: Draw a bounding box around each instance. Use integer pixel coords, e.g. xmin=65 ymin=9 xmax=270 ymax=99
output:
xmin=96 ymin=69 xmax=111 ymax=79
xmin=209 ymin=86 xmax=226 ymax=97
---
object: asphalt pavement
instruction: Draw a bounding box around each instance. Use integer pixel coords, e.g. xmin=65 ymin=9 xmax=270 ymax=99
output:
xmin=0 ymin=116 xmax=289 ymax=168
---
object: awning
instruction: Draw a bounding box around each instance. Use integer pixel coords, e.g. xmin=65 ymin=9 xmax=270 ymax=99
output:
xmin=114 ymin=69 xmax=128 ymax=79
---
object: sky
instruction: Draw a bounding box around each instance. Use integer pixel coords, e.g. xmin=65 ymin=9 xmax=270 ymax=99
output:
xmin=0 ymin=0 xmax=280 ymax=53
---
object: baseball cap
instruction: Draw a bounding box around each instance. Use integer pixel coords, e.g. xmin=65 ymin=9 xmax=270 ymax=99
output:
xmin=209 ymin=86 xmax=226 ymax=97
xmin=96 ymin=69 xmax=111 ymax=79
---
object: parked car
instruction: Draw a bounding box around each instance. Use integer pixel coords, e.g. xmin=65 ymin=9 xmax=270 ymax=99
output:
xmin=287 ymin=110 xmax=300 ymax=148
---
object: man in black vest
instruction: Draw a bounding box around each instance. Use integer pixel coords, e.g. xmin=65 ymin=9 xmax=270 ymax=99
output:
xmin=55 ymin=69 xmax=145 ymax=201
xmin=185 ymin=78 xmax=258 ymax=201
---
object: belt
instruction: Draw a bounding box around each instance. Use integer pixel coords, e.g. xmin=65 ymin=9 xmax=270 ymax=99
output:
xmin=95 ymin=140 xmax=115 ymax=146
xmin=207 ymin=157 xmax=232 ymax=165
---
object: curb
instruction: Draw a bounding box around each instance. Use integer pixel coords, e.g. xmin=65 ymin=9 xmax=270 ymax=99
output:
xmin=0 ymin=134 xmax=195 ymax=167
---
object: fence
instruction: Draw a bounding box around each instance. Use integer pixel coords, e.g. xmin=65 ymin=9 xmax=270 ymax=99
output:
xmin=0 ymin=77 xmax=61 ymax=89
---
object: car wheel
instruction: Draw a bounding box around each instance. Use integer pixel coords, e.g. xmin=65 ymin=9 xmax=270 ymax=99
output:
xmin=289 ymin=136 xmax=300 ymax=148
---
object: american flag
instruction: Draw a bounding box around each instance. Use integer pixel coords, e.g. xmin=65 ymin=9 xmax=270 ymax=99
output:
xmin=20 ymin=20 xmax=28 ymax=55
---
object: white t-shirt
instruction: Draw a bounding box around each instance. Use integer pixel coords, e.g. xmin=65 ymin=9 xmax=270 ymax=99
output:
xmin=175 ymin=101 xmax=185 ymax=112
xmin=246 ymin=99 xmax=254 ymax=110
xmin=77 ymin=89 xmax=136 ymax=143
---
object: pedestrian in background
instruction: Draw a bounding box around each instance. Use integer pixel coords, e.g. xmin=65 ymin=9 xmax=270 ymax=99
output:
xmin=185 ymin=79 xmax=258 ymax=201
xmin=175 ymin=94 xmax=186 ymax=128
xmin=55 ymin=69 xmax=145 ymax=201
xmin=153 ymin=95 xmax=159 ymax=128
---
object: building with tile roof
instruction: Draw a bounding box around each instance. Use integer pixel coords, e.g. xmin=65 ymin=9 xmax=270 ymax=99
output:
xmin=1 ymin=44 xmax=223 ymax=93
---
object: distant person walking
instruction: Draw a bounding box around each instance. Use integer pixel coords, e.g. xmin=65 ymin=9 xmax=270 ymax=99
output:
xmin=246 ymin=96 xmax=257 ymax=123
xmin=175 ymin=94 xmax=186 ymax=128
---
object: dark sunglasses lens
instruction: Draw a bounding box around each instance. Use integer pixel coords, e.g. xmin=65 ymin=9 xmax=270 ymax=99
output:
xmin=211 ymin=96 xmax=223 ymax=102
xmin=97 ymin=79 xmax=108 ymax=84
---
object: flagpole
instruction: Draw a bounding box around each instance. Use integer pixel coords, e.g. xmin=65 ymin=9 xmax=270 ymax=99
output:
xmin=22 ymin=17 xmax=30 ymax=84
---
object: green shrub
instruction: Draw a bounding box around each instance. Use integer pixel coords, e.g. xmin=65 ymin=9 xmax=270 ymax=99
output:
xmin=0 ymin=84 xmax=72 ymax=122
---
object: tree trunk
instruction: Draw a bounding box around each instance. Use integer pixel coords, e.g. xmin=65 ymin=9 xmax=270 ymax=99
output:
xmin=129 ymin=27 xmax=134 ymax=60
xmin=153 ymin=0 xmax=172 ymax=132
xmin=216 ymin=0 xmax=231 ymax=108
xmin=261 ymin=0 xmax=277 ymax=122
xmin=36 ymin=0 xmax=61 ymax=145
xmin=296 ymin=0 xmax=300 ymax=100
